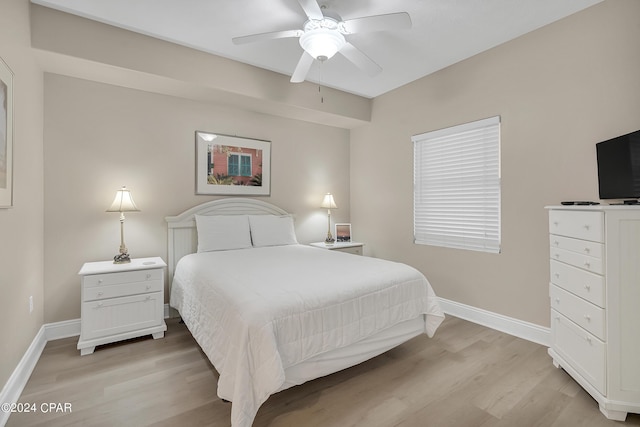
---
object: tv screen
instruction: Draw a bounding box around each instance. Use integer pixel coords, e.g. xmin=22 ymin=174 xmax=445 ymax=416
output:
xmin=596 ymin=129 xmax=640 ymax=200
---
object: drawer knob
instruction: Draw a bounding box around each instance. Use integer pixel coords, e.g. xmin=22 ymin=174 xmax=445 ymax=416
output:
xmin=146 ymin=273 xmax=151 ymax=279
xmin=98 ymin=279 xmax=103 ymax=285
xmin=584 ymin=262 xmax=591 ymax=268
xmin=584 ymin=224 xmax=590 ymax=230
xmin=584 ymin=284 xmax=591 ymax=291
xmin=553 ymin=221 xmax=559 ymax=226
xmin=555 ymin=297 xmax=560 ymax=304
xmin=584 ymin=247 xmax=590 ymax=254
xmin=97 ymin=302 xmax=103 ymax=308
xmin=584 ymin=315 xmax=591 ymax=322
xmin=146 ymin=285 xmax=151 ymax=290
xmin=586 ymin=336 xmax=592 ymax=343
xmin=554 ymin=273 xmax=560 ymax=279
xmin=554 ymin=253 xmax=560 ymax=259
xmin=97 ymin=292 xmax=103 ymax=297
xmin=146 ymin=295 xmax=151 ymax=300
xmin=554 ymin=240 xmax=559 ymax=246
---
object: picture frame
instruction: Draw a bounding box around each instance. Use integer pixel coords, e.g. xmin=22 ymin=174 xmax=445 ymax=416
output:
xmin=335 ymin=223 xmax=352 ymax=243
xmin=0 ymin=57 xmax=14 ymax=208
xmin=195 ymin=131 xmax=271 ymax=196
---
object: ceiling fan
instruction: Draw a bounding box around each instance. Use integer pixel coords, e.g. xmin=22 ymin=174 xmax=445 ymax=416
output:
xmin=232 ymin=0 xmax=411 ymax=83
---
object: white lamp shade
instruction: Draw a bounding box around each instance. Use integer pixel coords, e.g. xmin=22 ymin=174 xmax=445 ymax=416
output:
xmin=299 ymin=29 xmax=345 ymax=60
xmin=320 ymin=193 xmax=337 ymax=209
xmin=106 ymin=186 xmax=140 ymax=212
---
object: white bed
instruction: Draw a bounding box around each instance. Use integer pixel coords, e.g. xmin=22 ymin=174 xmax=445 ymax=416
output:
xmin=166 ymin=198 xmax=444 ymax=427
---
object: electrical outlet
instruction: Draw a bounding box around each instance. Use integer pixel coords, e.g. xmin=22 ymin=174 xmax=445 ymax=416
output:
xmin=29 ymin=296 xmax=33 ymax=313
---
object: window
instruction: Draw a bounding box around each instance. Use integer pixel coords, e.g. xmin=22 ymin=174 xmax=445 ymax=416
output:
xmin=412 ymin=116 xmax=501 ymax=253
xmin=228 ymin=153 xmax=252 ymax=177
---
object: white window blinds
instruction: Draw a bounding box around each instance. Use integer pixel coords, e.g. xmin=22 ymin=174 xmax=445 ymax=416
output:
xmin=413 ymin=116 xmax=501 ymax=253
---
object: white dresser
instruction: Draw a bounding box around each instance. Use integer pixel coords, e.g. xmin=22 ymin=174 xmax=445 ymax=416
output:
xmin=77 ymin=257 xmax=167 ymax=355
xmin=547 ymin=206 xmax=640 ymax=421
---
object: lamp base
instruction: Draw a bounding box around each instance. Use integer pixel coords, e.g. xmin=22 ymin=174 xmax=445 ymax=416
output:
xmin=113 ymin=252 xmax=132 ymax=264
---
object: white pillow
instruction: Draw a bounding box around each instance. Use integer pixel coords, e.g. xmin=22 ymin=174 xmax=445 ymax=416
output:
xmin=249 ymin=215 xmax=298 ymax=247
xmin=195 ymin=215 xmax=252 ymax=252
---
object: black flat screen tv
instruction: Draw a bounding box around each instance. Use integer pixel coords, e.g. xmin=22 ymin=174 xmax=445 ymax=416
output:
xmin=596 ymin=129 xmax=640 ymax=201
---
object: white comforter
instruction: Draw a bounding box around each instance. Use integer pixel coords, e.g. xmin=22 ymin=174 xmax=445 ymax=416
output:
xmin=170 ymin=244 xmax=444 ymax=427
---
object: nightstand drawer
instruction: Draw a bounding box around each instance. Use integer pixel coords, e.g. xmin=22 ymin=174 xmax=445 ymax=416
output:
xmin=549 ymin=210 xmax=603 ymax=242
xmin=84 ymin=269 xmax=163 ymax=288
xmin=81 ymin=292 xmax=164 ymax=341
xmin=550 ymin=284 xmax=605 ymax=340
xmin=334 ymin=246 xmax=363 ymax=255
xmin=83 ymin=280 xmax=163 ymax=301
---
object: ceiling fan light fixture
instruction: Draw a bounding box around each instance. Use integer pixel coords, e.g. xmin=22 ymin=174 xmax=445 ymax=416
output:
xmin=299 ymin=28 xmax=345 ymax=60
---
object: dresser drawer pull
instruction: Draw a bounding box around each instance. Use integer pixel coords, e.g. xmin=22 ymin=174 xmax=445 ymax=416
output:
xmin=586 ymin=336 xmax=592 ymax=343
xmin=554 ymin=273 xmax=560 ymax=279
xmin=146 ymin=273 xmax=151 ymax=279
xmin=145 ymin=295 xmax=151 ymax=301
xmin=553 ymin=240 xmax=560 ymax=246
xmin=146 ymin=285 xmax=151 ymax=290
xmin=584 ymin=247 xmax=591 ymax=254
xmin=554 ymin=253 xmax=561 ymax=259
xmin=584 ymin=314 xmax=591 ymax=322
xmin=584 ymin=262 xmax=591 ymax=269
xmin=97 ymin=302 xmax=103 ymax=308
xmin=584 ymin=284 xmax=591 ymax=291
xmin=583 ymin=224 xmax=590 ymax=230
xmin=97 ymin=292 xmax=103 ymax=297
xmin=98 ymin=279 xmax=103 ymax=285
xmin=554 ymin=297 xmax=560 ymax=304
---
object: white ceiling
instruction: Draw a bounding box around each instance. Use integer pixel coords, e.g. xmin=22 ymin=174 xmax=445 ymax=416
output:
xmin=32 ymin=0 xmax=602 ymax=99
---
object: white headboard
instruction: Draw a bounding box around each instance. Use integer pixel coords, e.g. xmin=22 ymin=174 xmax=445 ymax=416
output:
xmin=165 ymin=198 xmax=289 ymax=289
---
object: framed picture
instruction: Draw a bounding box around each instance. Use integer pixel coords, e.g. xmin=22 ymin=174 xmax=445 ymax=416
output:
xmin=195 ymin=131 xmax=271 ymax=196
xmin=335 ymin=223 xmax=352 ymax=243
xmin=0 ymin=57 xmax=14 ymax=208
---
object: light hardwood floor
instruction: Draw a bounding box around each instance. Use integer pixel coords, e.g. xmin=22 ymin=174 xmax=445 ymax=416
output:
xmin=7 ymin=316 xmax=640 ymax=427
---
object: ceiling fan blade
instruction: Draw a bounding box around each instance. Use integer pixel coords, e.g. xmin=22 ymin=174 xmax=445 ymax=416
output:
xmin=297 ymin=0 xmax=323 ymax=20
xmin=341 ymin=12 xmax=411 ymax=34
xmin=339 ymin=42 xmax=382 ymax=77
xmin=232 ymin=29 xmax=303 ymax=45
xmin=290 ymin=52 xmax=315 ymax=83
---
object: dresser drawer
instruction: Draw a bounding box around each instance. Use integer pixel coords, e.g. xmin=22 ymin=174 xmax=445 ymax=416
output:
xmin=80 ymin=292 xmax=164 ymax=341
xmin=550 ymin=234 xmax=603 ymax=260
xmin=83 ymin=268 xmax=163 ymax=288
xmin=549 ymin=210 xmax=604 ymax=242
xmin=551 ymin=309 xmax=605 ymax=395
xmin=83 ymin=280 xmax=163 ymax=301
xmin=550 ymin=284 xmax=605 ymax=340
xmin=550 ymin=246 xmax=603 ymax=275
xmin=550 ymin=260 xmax=605 ymax=307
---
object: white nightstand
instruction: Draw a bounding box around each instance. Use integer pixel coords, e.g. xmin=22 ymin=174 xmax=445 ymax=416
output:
xmin=77 ymin=257 xmax=167 ymax=356
xmin=310 ymin=242 xmax=364 ymax=255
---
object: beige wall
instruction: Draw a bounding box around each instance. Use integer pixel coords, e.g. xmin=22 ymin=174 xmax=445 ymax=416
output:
xmin=43 ymin=74 xmax=350 ymax=322
xmin=350 ymin=0 xmax=640 ymax=326
xmin=0 ymin=1 xmax=45 ymax=388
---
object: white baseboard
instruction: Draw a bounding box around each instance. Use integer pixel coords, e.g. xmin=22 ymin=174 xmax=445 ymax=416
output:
xmin=437 ymin=297 xmax=550 ymax=347
xmin=0 ymin=325 xmax=47 ymax=427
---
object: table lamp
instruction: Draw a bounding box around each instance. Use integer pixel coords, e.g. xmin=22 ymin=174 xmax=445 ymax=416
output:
xmin=106 ymin=186 xmax=140 ymax=264
xmin=320 ymin=193 xmax=337 ymax=244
